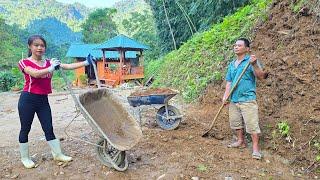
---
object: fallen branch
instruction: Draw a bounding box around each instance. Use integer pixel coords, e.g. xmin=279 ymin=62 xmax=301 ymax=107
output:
xmin=304 ymin=161 xmax=319 ymax=174
xmin=299 ymin=130 xmax=319 ymax=150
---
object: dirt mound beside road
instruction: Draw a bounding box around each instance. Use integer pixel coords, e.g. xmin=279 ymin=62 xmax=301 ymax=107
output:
xmin=199 ymin=0 xmax=320 ymax=175
xmin=254 ymin=0 xmax=320 ymax=174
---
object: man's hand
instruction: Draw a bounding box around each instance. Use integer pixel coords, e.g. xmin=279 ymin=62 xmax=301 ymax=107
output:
xmin=249 ymin=55 xmax=257 ymax=65
xmin=222 ymin=97 xmax=229 ymax=105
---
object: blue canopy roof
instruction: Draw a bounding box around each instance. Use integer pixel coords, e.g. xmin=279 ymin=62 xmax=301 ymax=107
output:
xmin=95 ymin=34 xmax=149 ymax=50
xmin=66 ymin=44 xmax=102 ymax=58
xmin=66 ymin=44 xmax=138 ymax=59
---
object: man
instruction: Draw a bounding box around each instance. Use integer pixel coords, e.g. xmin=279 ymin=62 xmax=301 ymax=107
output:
xmin=222 ymin=38 xmax=267 ymax=160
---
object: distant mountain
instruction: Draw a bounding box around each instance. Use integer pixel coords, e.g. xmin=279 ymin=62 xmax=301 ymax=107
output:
xmin=27 ymin=17 xmax=82 ymax=45
xmin=0 ymin=0 xmax=91 ymax=32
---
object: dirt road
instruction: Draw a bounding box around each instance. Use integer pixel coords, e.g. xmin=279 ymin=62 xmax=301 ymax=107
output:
xmin=0 ymin=89 xmax=307 ymax=179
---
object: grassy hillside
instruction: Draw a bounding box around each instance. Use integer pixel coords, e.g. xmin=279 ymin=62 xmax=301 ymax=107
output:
xmin=146 ymin=0 xmax=272 ymax=102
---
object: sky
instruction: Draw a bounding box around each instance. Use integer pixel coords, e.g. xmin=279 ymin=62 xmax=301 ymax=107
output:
xmin=55 ymin=0 xmax=121 ymax=8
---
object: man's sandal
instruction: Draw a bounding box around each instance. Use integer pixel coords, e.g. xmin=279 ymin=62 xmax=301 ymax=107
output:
xmin=227 ymin=142 xmax=246 ymax=149
xmin=252 ymin=151 xmax=262 ymax=160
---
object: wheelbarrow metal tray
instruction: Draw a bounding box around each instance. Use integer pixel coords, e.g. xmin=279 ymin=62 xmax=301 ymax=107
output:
xmin=127 ymin=93 xmax=177 ymax=107
xmin=79 ymin=88 xmax=142 ymax=151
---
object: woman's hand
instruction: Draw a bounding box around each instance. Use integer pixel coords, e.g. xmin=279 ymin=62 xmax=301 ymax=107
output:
xmin=83 ymin=54 xmax=96 ymax=66
xmin=48 ymin=59 xmax=61 ymax=72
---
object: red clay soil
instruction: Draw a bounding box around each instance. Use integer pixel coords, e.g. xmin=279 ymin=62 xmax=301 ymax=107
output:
xmin=129 ymin=88 xmax=177 ymax=97
xmin=199 ymin=0 xmax=320 ymax=176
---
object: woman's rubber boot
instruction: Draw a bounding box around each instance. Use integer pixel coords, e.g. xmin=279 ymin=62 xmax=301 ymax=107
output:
xmin=47 ymin=139 xmax=72 ymax=162
xmin=19 ymin=143 xmax=36 ymax=168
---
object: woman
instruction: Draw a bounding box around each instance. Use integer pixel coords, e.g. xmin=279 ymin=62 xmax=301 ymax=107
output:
xmin=18 ymin=35 xmax=93 ymax=168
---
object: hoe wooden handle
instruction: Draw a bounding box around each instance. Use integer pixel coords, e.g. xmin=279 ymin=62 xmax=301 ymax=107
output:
xmin=202 ymin=61 xmax=251 ymax=137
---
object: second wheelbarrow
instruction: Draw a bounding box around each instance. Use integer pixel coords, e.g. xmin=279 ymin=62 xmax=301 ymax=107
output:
xmin=127 ymin=88 xmax=183 ymax=130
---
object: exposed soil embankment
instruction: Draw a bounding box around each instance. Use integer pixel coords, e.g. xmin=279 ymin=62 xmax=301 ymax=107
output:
xmin=199 ymin=0 xmax=320 ymax=175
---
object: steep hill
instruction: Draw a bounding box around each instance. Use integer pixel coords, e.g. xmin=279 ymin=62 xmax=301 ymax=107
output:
xmin=199 ymin=0 xmax=320 ymax=175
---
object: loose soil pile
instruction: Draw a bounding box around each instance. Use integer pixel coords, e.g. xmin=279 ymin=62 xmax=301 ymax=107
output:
xmin=129 ymin=88 xmax=177 ymax=97
xmin=199 ymin=0 xmax=320 ymax=176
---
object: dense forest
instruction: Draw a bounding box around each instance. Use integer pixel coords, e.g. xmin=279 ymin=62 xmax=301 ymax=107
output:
xmin=146 ymin=0 xmax=250 ymax=54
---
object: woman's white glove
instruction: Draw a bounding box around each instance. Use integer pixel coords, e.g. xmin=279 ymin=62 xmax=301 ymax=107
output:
xmin=48 ymin=58 xmax=61 ymax=73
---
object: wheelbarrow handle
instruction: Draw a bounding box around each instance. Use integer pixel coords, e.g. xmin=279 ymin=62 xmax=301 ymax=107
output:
xmin=202 ymin=61 xmax=251 ymax=137
xmin=91 ymin=59 xmax=101 ymax=88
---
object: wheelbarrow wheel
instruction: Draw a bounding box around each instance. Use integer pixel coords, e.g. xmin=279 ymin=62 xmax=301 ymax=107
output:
xmin=156 ymin=105 xmax=182 ymax=130
xmin=95 ymin=138 xmax=126 ymax=169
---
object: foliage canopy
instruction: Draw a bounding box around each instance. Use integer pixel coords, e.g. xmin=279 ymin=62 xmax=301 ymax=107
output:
xmin=81 ymin=8 xmax=119 ymax=43
xmin=146 ymin=0 xmax=250 ymax=54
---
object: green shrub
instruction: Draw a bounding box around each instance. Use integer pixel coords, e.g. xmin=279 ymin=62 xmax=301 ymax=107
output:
xmin=0 ymin=68 xmax=24 ymax=92
xmin=79 ymin=74 xmax=88 ymax=85
xmin=0 ymin=71 xmax=16 ymax=91
xmin=52 ymin=70 xmax=75 ymax=91
xmin=277 ymin=121 xmax=290 ymax=137
xmin=10 ymin=67 xmax=24 ymax=90
xmin=314 ymin=141 xmax=320 ymax=162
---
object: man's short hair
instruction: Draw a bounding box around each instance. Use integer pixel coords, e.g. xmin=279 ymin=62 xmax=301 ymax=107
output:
xmin=237 ymin=38 xmax=250 ymax=48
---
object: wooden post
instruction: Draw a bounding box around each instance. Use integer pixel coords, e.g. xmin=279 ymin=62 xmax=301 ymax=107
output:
xmin=119 ymin=49 xmax=125 ymax=84
xmin=102 ymin=50 xmax=106 ymax=72
xmin=139 ymin=50 xmax=144 ymax=66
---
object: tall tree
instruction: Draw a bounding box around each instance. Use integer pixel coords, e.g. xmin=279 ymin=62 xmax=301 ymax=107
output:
xmin=82 ymin=8 xmax=119 ymax=43
xmin=146 ymin=0 xmax=250 ymax=54
xmin=122 ymin=10 xmax=160 ymax=61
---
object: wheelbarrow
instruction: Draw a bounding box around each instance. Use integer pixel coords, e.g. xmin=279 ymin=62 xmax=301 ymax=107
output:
xmin=59 ymin=57 xmax=142 ymax=171
xmin=127 ymin=89 xmax=183 ymax=130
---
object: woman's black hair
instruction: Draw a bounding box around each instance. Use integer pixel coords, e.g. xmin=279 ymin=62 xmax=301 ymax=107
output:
xmin=27 ymin=35 xmax=47 ymax=57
